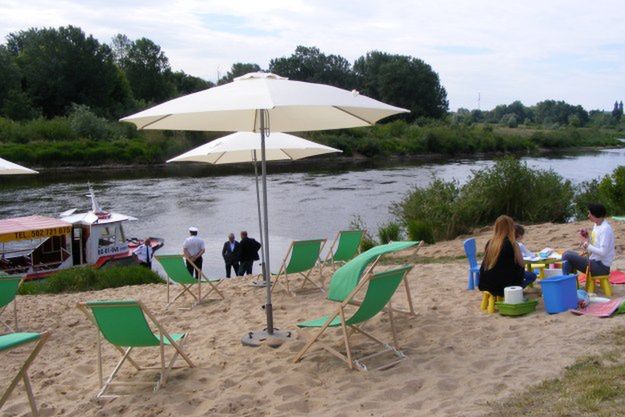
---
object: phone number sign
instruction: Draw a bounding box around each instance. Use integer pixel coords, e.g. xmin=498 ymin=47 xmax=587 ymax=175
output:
xmin=0 ymin=226 xmax=72 ymax=243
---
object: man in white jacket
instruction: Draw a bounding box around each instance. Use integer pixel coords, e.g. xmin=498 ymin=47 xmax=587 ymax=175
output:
xmin=563 ymin=203 xmax=615 ymax=276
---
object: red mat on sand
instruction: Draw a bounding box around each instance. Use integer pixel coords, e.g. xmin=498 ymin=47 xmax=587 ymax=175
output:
xmin=571 ymin=297 xmax=625 ymax=317
xmin=577 ymin=269 xmax=625 ymax=285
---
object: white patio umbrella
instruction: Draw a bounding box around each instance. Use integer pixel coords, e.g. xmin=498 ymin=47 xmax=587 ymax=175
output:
xmin=167 ymin=132 xmax=342 ymax=285
xmin=0 ymin=157 xmax=38 ymax=175
xmin=121 ymin=72 xmax=408 ymax=346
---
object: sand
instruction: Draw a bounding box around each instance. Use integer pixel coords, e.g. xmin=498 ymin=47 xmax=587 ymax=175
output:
xmin=2 ymin=219 xmax=625 ymax=417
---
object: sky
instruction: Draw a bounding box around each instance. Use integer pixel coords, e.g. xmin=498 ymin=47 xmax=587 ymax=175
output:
xmin=1 ymin=0 xmax=624 ymax=111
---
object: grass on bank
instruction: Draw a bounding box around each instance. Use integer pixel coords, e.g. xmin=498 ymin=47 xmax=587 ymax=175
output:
xmin=19 ymin=265 xmax=163 ymax=295
xmin=482 ymin=327 xmax=625 ymax=417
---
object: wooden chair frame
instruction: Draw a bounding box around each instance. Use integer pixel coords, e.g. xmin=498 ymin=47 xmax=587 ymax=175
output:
xmin=320 ymin=230 xmax=365 ymax=275
xmin=0 ymin=331 xmax=50 ymax=416
xmin=165 ymin=257 xmax=224 ymax=309
xmin=271 ymin=239 xmax=327 ymax=296
xmin=77 ymin=301 xmax=195 ymax=398
xmin=293 ymin=265 xmax=413 ymax=371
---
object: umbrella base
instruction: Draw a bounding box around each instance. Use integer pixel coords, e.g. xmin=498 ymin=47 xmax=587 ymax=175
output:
xmin=241 ymin=328 xmax=293 ymax=347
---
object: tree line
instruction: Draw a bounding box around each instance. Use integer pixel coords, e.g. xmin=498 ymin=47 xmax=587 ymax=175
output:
xmin=453 ymin=99 xmax=624 ymax=128
xmin=0 ymin=25 xmax=448 ymax=123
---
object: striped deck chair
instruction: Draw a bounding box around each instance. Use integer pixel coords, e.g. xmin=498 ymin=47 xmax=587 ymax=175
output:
xmin=77 ymin=300 xmax=194 ymax=398
xmin=0 ymin=331 xmax=50 ymax=416
xmin=271 ymin=239 xmax=327 ymax=295
xmin=155 ymin=255 xmax=224 ymax=309
xmin=294 ymin=265 xmax=414 ymax=371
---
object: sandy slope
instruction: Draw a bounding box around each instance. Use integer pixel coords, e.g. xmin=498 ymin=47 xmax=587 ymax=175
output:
xmin=2 ymin=219 xmax=625 ymax=417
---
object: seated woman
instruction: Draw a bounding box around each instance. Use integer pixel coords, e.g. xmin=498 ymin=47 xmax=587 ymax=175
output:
xmin=562 ymin=203 xmax=614 ymax=277
xmin=478 ymin=215 xmax=536 ymax=296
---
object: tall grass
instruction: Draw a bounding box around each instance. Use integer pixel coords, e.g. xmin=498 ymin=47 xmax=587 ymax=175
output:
xmin=19 ymin=265 xmax=162 ymax=295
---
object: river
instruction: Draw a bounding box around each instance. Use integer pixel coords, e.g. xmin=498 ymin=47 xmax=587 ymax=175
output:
xmin=1 ymin=148 xmax=624 ymax=278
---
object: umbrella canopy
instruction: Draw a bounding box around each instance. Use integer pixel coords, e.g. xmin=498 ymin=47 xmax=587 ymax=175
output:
xmin=121 ymin=72 xmax=408 ymax=132
xmin=0 ymin=157 xmax=38 ymax=175
xmin=121 ymin=72 xmax=408 ymax=346
xmin=167 ymin=132 xmax=341 ymax=164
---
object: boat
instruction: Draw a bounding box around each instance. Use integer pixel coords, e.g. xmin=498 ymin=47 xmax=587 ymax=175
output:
xmin=0 ymin=186 xmax=163 ymax=280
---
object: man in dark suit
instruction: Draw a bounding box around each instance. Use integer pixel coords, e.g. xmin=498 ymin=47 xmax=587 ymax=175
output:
xmin=221 ymin=233 xmax=240 ymax=278
xmin=238 ymin=230 xmax=261 ymax=276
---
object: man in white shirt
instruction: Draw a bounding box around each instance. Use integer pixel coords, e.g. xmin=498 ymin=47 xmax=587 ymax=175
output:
xmin=183 ymin=227 xmax=205 ymax=279
xmin=563 ymin=203 xmax=615 ymax=276
xmin=133 ymin=237 xmax=153 ymax=268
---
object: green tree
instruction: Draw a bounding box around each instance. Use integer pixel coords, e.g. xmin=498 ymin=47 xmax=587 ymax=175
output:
xmin=6 ymin=26 xmax=133 ymax=118
xmin=533 ymin=100 xmax=588 ymax=126
xmin=219 ymin=63 xmax=261 ymax=84
xmin=171 ymin=71 xmax=213 ymax=95
xmin=353 ymin=51 xmax=448 ymax=120
xmin=269 ymin=46 xmax=355 ymax=89
xmin=119 ymin=37 xmax=175 ymax=103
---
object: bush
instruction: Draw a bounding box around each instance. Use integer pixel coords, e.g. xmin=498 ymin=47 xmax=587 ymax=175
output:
xmin=378 ymin=222 xmax=402 ymax=243
xmin=392 ymin=158 xmax=575 ymax=241
xmin=349 ymin=215 xmax=377 ymax=251
xmin=69 ymin=104 xmax=123 ymax=140
xmin=406 ymin=220 xmax=435 ymax=244
xmin=19 ymin=265 xmax=162 ymax=295
xmin=574 ymin=166 xmax=625 ymax=219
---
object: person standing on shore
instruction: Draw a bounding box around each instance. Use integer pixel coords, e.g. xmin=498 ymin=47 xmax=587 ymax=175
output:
xmin=562 ymin=203 xmax=614 ymax=277
xmin=183 ymin=226 xmax=205 ymax=279
xmin=238 ymin=231 xmax=261 ymax=276
xmin=222 ymin=233 xmax=240 ymax=278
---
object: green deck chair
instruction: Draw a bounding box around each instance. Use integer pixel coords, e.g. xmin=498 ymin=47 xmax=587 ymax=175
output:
xmin=293 ymin=265 xmax=414 ymax=371
xmin=321 ymin=230 xmax=364 ymax=275
xmin=0 ymin=275 xmax=23 ymax=333
xmin=155 ymin=255 xmax=224 ymax=309
xmin=327 ymin=241 xmax=422 ymax=316
xmin=0 ymin=331 xmax=50 ymax=416
xmin=271 ymin=239 xmax=327 ymax=295
xmin=77 ymin=300 xmax=195 ymax=398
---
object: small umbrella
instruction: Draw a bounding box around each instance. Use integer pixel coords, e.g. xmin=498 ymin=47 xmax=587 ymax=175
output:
xmin=121 ymin=72 xmax=408 ymax=346
xmin=167 ymin=132 xmax=342 ymax=282
xmin=0 ymin=157 xmax=38 ymax=175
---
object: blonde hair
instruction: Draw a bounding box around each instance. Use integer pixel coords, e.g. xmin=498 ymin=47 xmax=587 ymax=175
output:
xmin=483 ymin=215 xmax=521 ymax=270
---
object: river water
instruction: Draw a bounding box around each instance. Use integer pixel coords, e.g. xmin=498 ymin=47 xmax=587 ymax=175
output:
xmin=1 ymin=148 xmax=624 ymax=278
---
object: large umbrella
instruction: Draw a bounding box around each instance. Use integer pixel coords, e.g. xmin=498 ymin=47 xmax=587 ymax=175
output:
xmin=167 ymin=132 xmax=342 ymax=290
xmin=121 ymin=72 xmax=408 ymax=345
xmin=0 ymin=157 xmax=38 ymax=175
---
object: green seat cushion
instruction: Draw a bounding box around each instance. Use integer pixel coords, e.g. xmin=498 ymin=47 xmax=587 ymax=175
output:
xmin=0 ymin=332 xmax=40 ymax=351
xmin=155 ymin=255 xmax=198 ymax=284
xmin=297 ymin=315 xmax=341 ymax=328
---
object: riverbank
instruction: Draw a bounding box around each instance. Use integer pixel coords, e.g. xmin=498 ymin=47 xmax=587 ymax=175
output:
xmin=2 ymin=219 xmax=624 ymax=416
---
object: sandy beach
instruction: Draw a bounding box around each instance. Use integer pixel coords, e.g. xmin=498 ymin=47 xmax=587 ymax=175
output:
xmin=2 ymin=219 xmax=625 ymax=417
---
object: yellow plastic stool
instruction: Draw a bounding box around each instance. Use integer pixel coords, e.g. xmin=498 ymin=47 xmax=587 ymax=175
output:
xmin=531 ymin=263 xmax=546 ymax=279
xmin=480 ymin=291 xmax=503 ymax=313
xmin=584 ymin=273 xmax=613 ymax=296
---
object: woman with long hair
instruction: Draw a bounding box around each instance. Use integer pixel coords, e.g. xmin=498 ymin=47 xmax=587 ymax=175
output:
xmin=478 ymin=215 xmax=536 ymax=296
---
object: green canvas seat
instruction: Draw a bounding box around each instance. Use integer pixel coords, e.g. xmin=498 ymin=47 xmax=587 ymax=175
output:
xmin=0 ymin=331 xmax=50 ymax=416
xmin=77 ymin=300 xmax=194 ymax=398
xmin=293 ymin=265 xmax=414 ymax=371
xmin=0 ymin=275 xmax=22 ymax=333
xmin=155 ymin=254 xmax=224 ymax=309
xmin=271 ymin=239 xmax=326 ymax=295
xmin=327 ymin=241 xmax=422 ymax=315
xmin=321 ymin=230 xmax=364 ymax=275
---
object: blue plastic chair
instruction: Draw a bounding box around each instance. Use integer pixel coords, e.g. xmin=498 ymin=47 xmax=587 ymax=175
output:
xmin=463 ymin=238 xmax=480 ymax=290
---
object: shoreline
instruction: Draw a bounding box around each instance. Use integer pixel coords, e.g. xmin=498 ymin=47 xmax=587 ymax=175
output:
xmin=16 ymin=145 xmax=624 ymax=173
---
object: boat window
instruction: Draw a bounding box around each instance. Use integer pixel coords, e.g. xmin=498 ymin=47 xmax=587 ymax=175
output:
xmin=98 ymin=226 xmax=116 ymax=247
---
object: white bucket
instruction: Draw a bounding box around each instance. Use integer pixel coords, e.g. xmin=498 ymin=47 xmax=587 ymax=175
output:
xmin=504 ymin=286 xmax=524 ymax=304
xmin=543 ymin=268 xmax=563 ymax=278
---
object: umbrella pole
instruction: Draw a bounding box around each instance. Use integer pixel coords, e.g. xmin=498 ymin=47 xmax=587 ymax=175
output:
xmin=252 ymin=153 xmax=266 ymax=277
xmin=241 ymin=110 xmax=292 ymax=347
xmin=259 ymin=111 xmax=274 ymax=335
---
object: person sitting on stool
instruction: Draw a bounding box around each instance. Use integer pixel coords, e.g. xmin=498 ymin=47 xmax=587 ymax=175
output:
xmin=183 ymin=226 xmax=205 ymax=279
xmin=562 ymin=203 xmax=614 ymax=277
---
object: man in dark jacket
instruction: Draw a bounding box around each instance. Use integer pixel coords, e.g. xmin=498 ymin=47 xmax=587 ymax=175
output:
xmin=221 ymin=233 xmax=240 ymax=278
xmin=238 ymin=230 xmax=261 ymax=276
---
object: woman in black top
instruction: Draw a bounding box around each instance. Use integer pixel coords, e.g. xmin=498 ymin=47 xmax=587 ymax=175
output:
xmin=478 ymin=215 xmax=536 ymax=296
